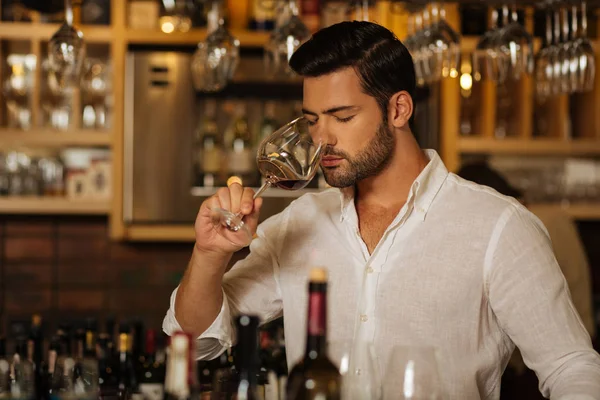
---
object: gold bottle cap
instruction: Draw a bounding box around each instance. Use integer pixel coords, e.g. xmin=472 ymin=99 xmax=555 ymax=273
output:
xmin=309 ymin=267 xmax=328 ymax=283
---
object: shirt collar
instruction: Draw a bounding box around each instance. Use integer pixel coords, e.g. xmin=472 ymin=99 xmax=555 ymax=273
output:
xmin=339 ymin=149 xmax=448 ymax=222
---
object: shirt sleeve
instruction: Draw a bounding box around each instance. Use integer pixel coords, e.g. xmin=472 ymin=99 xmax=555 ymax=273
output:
xmin=486 ymin=205 xmax=600 ymax=399
xmin=162 ymin=205 xmax=290 ymax=360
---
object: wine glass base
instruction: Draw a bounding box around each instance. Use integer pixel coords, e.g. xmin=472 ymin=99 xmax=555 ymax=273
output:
xmin=210 ymin=207 xmax=253 ymax=247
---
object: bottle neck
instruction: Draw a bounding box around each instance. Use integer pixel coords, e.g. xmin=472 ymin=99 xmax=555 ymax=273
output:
xmin=304 ymin=282 xmax=328 ymax=360
xmin=165 ymin=334 xmax=195 ymax=399
xmin=84 ymin=330 xmax=96 ymax=358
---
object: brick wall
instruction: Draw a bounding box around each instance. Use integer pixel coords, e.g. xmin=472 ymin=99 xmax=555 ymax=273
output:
xmin=0 ymin=215 xmax=195 ymax=336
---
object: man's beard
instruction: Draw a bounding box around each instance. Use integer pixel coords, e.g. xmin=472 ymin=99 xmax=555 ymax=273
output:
xmin=321 ymin=121 xmax=395 ymax=188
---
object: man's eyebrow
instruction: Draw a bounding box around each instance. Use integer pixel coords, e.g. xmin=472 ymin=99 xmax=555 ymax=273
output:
xmin=302 ymin=105 xmax=359 ymax=116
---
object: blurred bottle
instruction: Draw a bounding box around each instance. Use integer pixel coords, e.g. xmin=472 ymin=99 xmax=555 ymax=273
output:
xmin=249 ymin=0 xmax=276 ymax=31
xmin=10 ymin=337 xmax=36 ymax=400
xmin=137 ymin=329 xmax=165 ymax=400
xmin=74 ymin=318 xmax=99 ymax=399
xmin=300 ymin=0 xmax=321 ymax=32
xmin=116 ymin=324 xmax=139 ymax=400
xmin=232 ymin=316 xmax=262 ymax=400
xmin=227 ymin=103 xmax=257 ymax=187
xmin=0 ymin=337 xmax=9 ymax=398
xmin=27 ymin=314 xmax=44 ymax=400
xmin=164 ymin=332 xmax=199 ymax=400
xmin=210 ymin=348 xmax=235 ymax=400
xmin=227 ymin=0 xmax=249 ymax=29
xmin=195 ymin=100 xmax=224 ymax=188
xmin=320 ymin=0 xmax=347 ymax=28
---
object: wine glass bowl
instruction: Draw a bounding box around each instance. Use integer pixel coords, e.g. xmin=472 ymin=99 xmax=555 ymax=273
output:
xmin=383 ymin=345 xmax=443 ymax=400
xmin=210 ymin=116 xmax=324 ymax=247
xmin=48 ymin=0 xmax=86 ymax=90
xmin=191 ymin=3 xmax=240 ymax=92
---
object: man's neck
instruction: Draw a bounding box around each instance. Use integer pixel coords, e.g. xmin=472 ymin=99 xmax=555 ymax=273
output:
xmin=355 ymin=133 xmax=429 ymax=209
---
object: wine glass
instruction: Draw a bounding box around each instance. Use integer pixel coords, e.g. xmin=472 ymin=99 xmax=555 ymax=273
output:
xmin=264 ymin=0 xmax=311 ymax=78
xmin=210 ymin=116 xmax=324 ymax=247
xmin=496 ymin=4 xmax=534 ymax=81
xmin=48 ymin=0 xmax=86 ymax=90
xmin=191 ymin=1 xmax=240 ymax=92
xmin=382 ymin=345 xmax=443 ymax=400
xmin=328 ymin=340 xmax=382 ymax=400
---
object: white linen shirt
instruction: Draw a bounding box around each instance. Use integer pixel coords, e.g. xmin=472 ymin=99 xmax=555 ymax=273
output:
xmin=163 ymin=150 xmax=600 ymax=400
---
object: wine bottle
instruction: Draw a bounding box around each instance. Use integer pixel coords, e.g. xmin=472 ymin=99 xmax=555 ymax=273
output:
xmin=232 ymin=315 xmax=262 ymax=400
xmin=76 ymin=318 xmax=100 ymax=397
xmin=10 ymin=337 xmax=36 ymax=400
xmin=286 ymin=268 xmax=341 ymax=400
xmin=117 ymin=324 xmax=139 ymax=400
xmin=28 ymin=314 xmax=44 ymax=400
xmin=300 ymin=0 xmax=320 ymax=32
xmin=248 ymin=0 xmax=275 ymax=31
xmin=195 ymin=100 xmax=224 ymax=188
xmin=138 ymin=329 xmax=165 ymax=400
xmin=164 ymin=332 xmax=198 ymax=400
xmin=0 ymin=337 xmax=9 ymax=398
xmin=227 ymin=103 xmax=257 ymax=187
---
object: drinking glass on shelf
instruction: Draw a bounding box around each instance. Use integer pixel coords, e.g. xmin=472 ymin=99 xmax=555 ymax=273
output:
xmin=48 ymin=0 xmax=86 ymax=90
xmin=210 ymin=116 xmax=324 ymax=247
xmin=3 ymin=54 xmax=36 ymax=130
xmin=328 ymin=340 xmax=382 ymax=400
xmin=81 ymin=58 xmax=111 ymax=129
xmin=382 ymin=345 xmax=443 ymax=400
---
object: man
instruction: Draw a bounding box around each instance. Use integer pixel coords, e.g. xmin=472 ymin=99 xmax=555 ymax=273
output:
xmin=163 ymin=21 xmax=600 ymax=399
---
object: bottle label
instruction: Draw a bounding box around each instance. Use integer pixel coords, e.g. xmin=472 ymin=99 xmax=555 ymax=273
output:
xmin=139 ymin=383 xmax=164 ymax=400
xmin=202 ymin=148 xmax=222 ymax=173
xmin=301 ymin=0 xmax=320 ymax=15
xmin=228 ymin=149 xmax=254 ymax=174
xmin=252 ymin=0 xmax=276 ymax=22
xmin=308 ymin=292 xmax=326 ymax=336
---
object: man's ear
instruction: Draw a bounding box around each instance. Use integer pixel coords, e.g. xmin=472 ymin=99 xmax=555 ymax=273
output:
xmin=388 ymin=91 xmax=414 ymax=129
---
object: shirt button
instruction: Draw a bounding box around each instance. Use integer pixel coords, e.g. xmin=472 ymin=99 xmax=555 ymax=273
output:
xmin=366 ymin=267 xmax=374 ymax=274
xmin=360 ymin=314 xmax=368 ymax=322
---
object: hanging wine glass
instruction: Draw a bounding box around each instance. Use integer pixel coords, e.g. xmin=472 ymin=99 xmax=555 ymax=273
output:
xmin=429 ymin=2 xmax=461 ymax=79
xmin=264 ymin=0 xmax=311 ymax=78
xmin=572 ymin=0 xmax=596 ymax=92
xmin=210 ymin=117 xmax=324 ymax=247
xmin=191 ymin=0 xmax=240 ymax=92
xmin=496 ymin=4 xmax=534 ymax=80
xmin=48 ymin=0 xmax=86 ymax=90
xmin=473 ymin=8 xmax=508 ymax=83
xmin=535 ymin=2 xmax=555 ymax=98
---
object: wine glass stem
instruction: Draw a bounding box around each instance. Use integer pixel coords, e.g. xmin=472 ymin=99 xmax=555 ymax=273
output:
xmin=232 ymin=182 xmax=271 ymax=219
xmin=65 ymin=0 xmax=73 ymax=26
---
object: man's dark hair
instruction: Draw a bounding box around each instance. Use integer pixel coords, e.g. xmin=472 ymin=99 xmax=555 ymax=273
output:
xmin=289 ymin=21 xmax=416 ymax=124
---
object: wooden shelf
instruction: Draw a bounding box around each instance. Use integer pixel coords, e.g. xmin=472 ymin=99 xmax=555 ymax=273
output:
xmin=0 ymin=22 xmax=113 ymax=43
xmin=125 ymin=28 xmax=270 ymax=47
xmin=190 ymin=186 xmax=321 ymax=198
xmin=125 ymin=225 xmax=194 ymax=242
xmin=0 ymin=197 xmax=110 ymax=215
xmin=458 ymin=137 xmax=600 ymax=156
xmin=0 ymin=129 xmax=112 ymax=147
